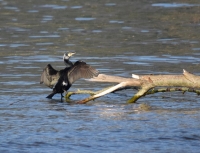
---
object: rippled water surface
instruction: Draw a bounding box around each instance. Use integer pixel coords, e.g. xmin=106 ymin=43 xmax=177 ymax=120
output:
xmin=0 ymin=0 xmax=200 ymax=152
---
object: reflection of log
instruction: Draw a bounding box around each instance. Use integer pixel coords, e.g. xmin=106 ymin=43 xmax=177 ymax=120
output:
xmin=66 ymin=69 xmax=200 ymax=104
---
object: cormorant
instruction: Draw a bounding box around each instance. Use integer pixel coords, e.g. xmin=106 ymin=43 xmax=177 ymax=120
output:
xmin=40 ymin=52 xmax=99 ymax=100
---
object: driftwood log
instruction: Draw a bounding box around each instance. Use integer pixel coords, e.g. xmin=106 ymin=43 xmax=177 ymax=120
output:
xmin=66 ymin=69 xmax=200 ymax=104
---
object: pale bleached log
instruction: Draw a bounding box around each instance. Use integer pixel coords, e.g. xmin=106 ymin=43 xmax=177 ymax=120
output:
xmin=76 ymin=70 xmax=200 ymax=104
xmin=89 ymin=74 xmax=138 ymax=84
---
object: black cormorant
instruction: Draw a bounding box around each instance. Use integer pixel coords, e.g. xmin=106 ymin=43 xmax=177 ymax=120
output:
xmin=40 ymin=52 xmax=99 ymax=99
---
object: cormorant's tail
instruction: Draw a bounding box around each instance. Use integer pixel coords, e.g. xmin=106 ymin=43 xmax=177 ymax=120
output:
xmin=46 ymin=92 xmax=55 ymax=99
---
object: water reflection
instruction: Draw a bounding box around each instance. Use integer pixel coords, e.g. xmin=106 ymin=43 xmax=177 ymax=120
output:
xmin=141 ymin=30 xmax=149 ymax=33
xmin=66 ymin=44 xmax=75 ymax=46
xmin=29 ymin=35 xmax=60 ymax=38
xmin=27 ymin=10 xmax=39 ymax=13
xmin=122 ymin=26 xmax=132 ymax=30
xmin=8 ymin=27 xmax=29 ymax=32
xmin=75 ymin=17 xmax=96 ymax=21
xmin=4 ymin=6 xmax=19 ymax=11
xmin=36 ymin=42 xmax=54 ymax=46
xmin=192 ymin=48 xmax=200 ymax=51
xmin=71 ymin=6 xmax=82 ymax=9
xmin=39 ymin=4 xmax=67 ymax=9
xmin=0 ymin=44 xmax=7 ymax=47
xmin=109 ymin=20 xmax=124 ymax=24
xmin=92 ymin=30 xmax=102 ymax=33
xmin=9 ymin=44 xmax=29 ymax=47
xmin=41 ymin=15 xmax=53 ymax=23
xmin=105 ymin=3 xmax=116 ymax=6
xmin=57 ymin=28 xmax=69 ymax=31
xmin=152 ymin=3 xmax=200 ymax=8
xmin=121 ymin=55 xmax=200 ymax=64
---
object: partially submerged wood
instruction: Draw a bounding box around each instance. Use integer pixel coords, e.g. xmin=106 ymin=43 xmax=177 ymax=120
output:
xmin=66 ymin=69 xmax=200 ymax=104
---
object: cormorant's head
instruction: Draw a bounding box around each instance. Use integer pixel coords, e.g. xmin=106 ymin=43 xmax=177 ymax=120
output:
xmin=63 ymin=52 xmax=76 ymax=60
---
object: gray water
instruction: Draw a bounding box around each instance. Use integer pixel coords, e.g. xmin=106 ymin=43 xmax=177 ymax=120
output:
xmin=1 ymin=0 xmax=200 ymax=152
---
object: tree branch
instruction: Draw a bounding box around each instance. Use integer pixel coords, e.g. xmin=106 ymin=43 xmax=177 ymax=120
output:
xmin=66 ymin=69 xmax=200 ymax=104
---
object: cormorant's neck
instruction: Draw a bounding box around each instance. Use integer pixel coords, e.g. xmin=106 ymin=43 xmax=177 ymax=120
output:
xmin=64 ymin=59 xmax=73 ymax=67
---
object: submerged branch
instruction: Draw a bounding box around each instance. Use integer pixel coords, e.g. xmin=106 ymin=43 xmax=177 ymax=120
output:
xmin=65 ymin=86 xmax=115 ymax=99
xmin=146 ymin=87 xmax=200 ymax=95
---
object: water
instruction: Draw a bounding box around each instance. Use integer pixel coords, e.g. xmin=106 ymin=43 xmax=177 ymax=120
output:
xmin=0 ymin=0 xmax=200 ymax=152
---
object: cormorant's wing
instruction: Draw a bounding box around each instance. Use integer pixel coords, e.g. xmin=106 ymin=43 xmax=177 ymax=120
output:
xmin=67 ymin=61 xmax=99 ymax=84
xmin=40 ymin=64 xmax=59 ymax=88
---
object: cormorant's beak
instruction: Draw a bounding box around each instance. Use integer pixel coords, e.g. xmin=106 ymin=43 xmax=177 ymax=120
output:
xmin=68 ymin=52 xmax=76 ymax=57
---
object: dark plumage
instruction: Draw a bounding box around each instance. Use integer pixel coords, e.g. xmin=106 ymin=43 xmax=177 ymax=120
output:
xmin=40 ymin=52 xmax=99 ymax=100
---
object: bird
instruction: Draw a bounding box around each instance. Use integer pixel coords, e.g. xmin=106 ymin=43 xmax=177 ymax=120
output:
xmin=40 ymin=52 xmax=99 ymax=100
